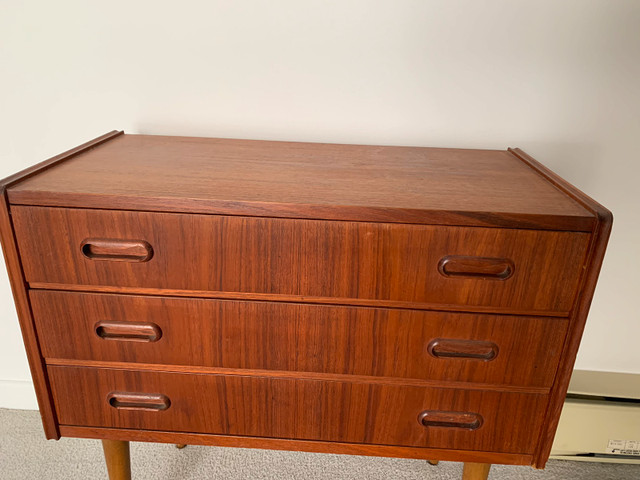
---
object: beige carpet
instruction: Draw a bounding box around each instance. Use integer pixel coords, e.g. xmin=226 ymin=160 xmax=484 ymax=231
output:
xmin=1 ymin=409 xmax=638 ymax=479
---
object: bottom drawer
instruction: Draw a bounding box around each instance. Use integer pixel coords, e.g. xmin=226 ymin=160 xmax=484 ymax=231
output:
xmin=49 ymin=366 xmax=548 ymax=454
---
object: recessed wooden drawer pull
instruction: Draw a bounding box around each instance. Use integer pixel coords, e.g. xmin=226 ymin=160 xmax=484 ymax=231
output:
xmin=107 ymin=392 xmax=170 ymax=411
xmin=95 ymin=321 xmax=162 ymax=342
xmin=428 ymin=338 xmax=498 ymax=361
xmin=418 ymin=410 xmax=483 ymax=430
xmin=438 ymin=255 xmax=514 ymax=280
xmin=81 ymin=238 xmax=153 ymax=262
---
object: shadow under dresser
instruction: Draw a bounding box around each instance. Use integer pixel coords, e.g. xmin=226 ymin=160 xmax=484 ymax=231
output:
xmin=0 ymin=131 xmax=612 ymax=480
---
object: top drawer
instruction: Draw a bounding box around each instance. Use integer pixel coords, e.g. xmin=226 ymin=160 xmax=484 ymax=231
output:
xmin=12 ymin=206 xmax=589 ymax=313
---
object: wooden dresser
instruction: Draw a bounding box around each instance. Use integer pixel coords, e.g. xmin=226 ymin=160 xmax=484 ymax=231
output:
xmin=0 ymin=131 xmax=612 ymax=480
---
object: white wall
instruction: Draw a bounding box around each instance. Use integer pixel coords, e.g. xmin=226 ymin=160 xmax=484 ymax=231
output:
xmin=1 ymin=1 xmax=638 ymax=409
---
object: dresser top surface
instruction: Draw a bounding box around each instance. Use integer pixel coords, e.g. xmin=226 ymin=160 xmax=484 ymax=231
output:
xmin=7 ymin=133 xmax=594 ymax=229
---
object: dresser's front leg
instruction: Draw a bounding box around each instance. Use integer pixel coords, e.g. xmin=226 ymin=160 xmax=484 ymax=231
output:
xmin=462 ymin=462 xmax=491 ymax=480
xmin=101 ymin=440 xmax=131 ymax=480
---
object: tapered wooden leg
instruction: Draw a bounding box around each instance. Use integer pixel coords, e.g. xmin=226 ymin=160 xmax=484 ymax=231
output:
xmin=101 ymin=440 xmax=131 ymax=480
xmin=462 ymin=462 xmax=491 ymax=480
xmin=427 ymin=460 xmax=439 ymax=465
xmin=176 ymin=444 xmax=187 ymax=449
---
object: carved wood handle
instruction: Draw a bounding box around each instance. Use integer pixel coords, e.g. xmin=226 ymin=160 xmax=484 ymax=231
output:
xmin=95 ymin=321 xmax=162 ymax=342
xmin=81 ymin=239 xmax=153 ymax=262
xmin=428 ymin=338 xmax=499 ymax=361
xmin=418 ymin=410 xmax=483 ymax=430
xmin=107 ymin=392 xmax=171 ymax=411
xmin=438 ymin=255 xmax=514 ymax=280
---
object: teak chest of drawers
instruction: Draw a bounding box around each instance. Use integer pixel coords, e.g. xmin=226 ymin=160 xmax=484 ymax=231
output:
xmin=0 ymin=131 xmax=612 ymax=480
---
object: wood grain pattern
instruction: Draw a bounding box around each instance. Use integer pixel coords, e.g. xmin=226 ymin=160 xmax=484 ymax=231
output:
xmin=44 ymin=359 xmax=550 ymax=395
xmin=32 ymin=290 xmax=567 ymax=388
xmin=418 ymin=411 xmax=483 ymax=430
xmin=7 ymin=135 xmax=594 ymax=230
xmin=0 ymin=131 xmax=123 ymax=190
xmin=94 ymin=320 xmax=162 ymax=342
xmin=462 ymin=462 xmax=491 ymax=480
xmin=0 ymin=191 xmax=59 ymax=439
xmin=60 ymin=425 xmax=534 ymax=465
xmin=49 ymin=366 xmax=548 ymax=454
xmin=81 ymin=239 xmax=153 ymax=262
xmin=27 ymin=283 xmax=570 ymax=317
xmin=14 ymin=207 xmax=590 ymax=313
xmin=0 ymin=133 xmax=613 ymax=475
xmin=511 ymin=148 xmax=615 ymax=468
xmin=438 ymin=256 xmax=514 ymax=280
xmin=427 ymin=339 xmax=499 ymax=361
xmin=0 ymin=132 xmax=124 ymax=440
xmin=107 ymin=392 xmax=171 ymax=412
xmin=101 ymin=440 xmax=131 ymax=480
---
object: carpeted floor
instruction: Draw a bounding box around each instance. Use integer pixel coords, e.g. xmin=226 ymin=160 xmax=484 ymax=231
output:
xmin=1 ymin=409 xmax=638 ymax=480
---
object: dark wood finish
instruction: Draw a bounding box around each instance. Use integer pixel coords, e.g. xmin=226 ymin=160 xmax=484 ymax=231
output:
xmin=418 ymin=411 xmax=483 ymax=430
xmin=509 ymin=148 xmax=614 ymax=468
xmin=0 ymin=131 xmax=123 ymax=189
xmin=101 ymin=439 xmax=131 ymax=480
xmin=462 ymin=462 xmax=491 ymax=480
xmin=14 ymin=207 xmax=590 ymax=313
xmin=0 ymin=133 xmax=612 ymax=477
xmin=49 ymin=366 xmax=547 ymax=454
xmin=81 ymin=239 xmax=153 ymax=263
xmin=438 ymin=256 xmax=514 ymax=280
xmin=428 ymin=339 xmax=499 ymax=361
xmin=0 ymin=132 xmax=122 ymax=440
xmin=31 ymin=290 xmax=567 ymax=388
xmin=107 ymin=392 xmax=171 ymax=412
xmin=95 ymin=321 xmax=162 ymax=342
xmin=27 ymin=283 xmax=571 ymax=317
xmin=7 ymin=135 xmax=594 ymax=231
xmin=47 ymin=358 xmax=549 ymax=395
xmin=0 ymin=196 xmax=60 ymax=439
xmin=44 ymin=359 xmax=550 ymax=394
xmin=61 ymin=425 xmax=533 ymax=465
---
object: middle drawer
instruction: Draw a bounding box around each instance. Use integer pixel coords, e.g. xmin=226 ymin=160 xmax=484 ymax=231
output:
xmin=32 ymin=290 xmax=567 ymax=389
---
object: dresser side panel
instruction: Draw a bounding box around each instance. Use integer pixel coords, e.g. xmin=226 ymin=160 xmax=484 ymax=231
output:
xmin=532 ymin=210 xmax=613 ymax=468
xmin=0 ymin=191 xmax=59 ymax=438
xmin=510 ymin=148 xmax=615 ymax=468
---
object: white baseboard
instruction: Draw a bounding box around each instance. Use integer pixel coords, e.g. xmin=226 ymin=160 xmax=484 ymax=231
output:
xmin=550 ymin=370 xmax=640 ymax=464
xmin=0 ymin=379 xmax=38 ymax=410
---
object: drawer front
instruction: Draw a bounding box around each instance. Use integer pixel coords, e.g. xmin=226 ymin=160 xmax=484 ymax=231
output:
xmin=13 ymin=206 xmax=589 ymax=313
xmin=33 ymin=291 xmax=567 ymax=388
xmin=48 ymin=366 xmax=548 ymax=454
